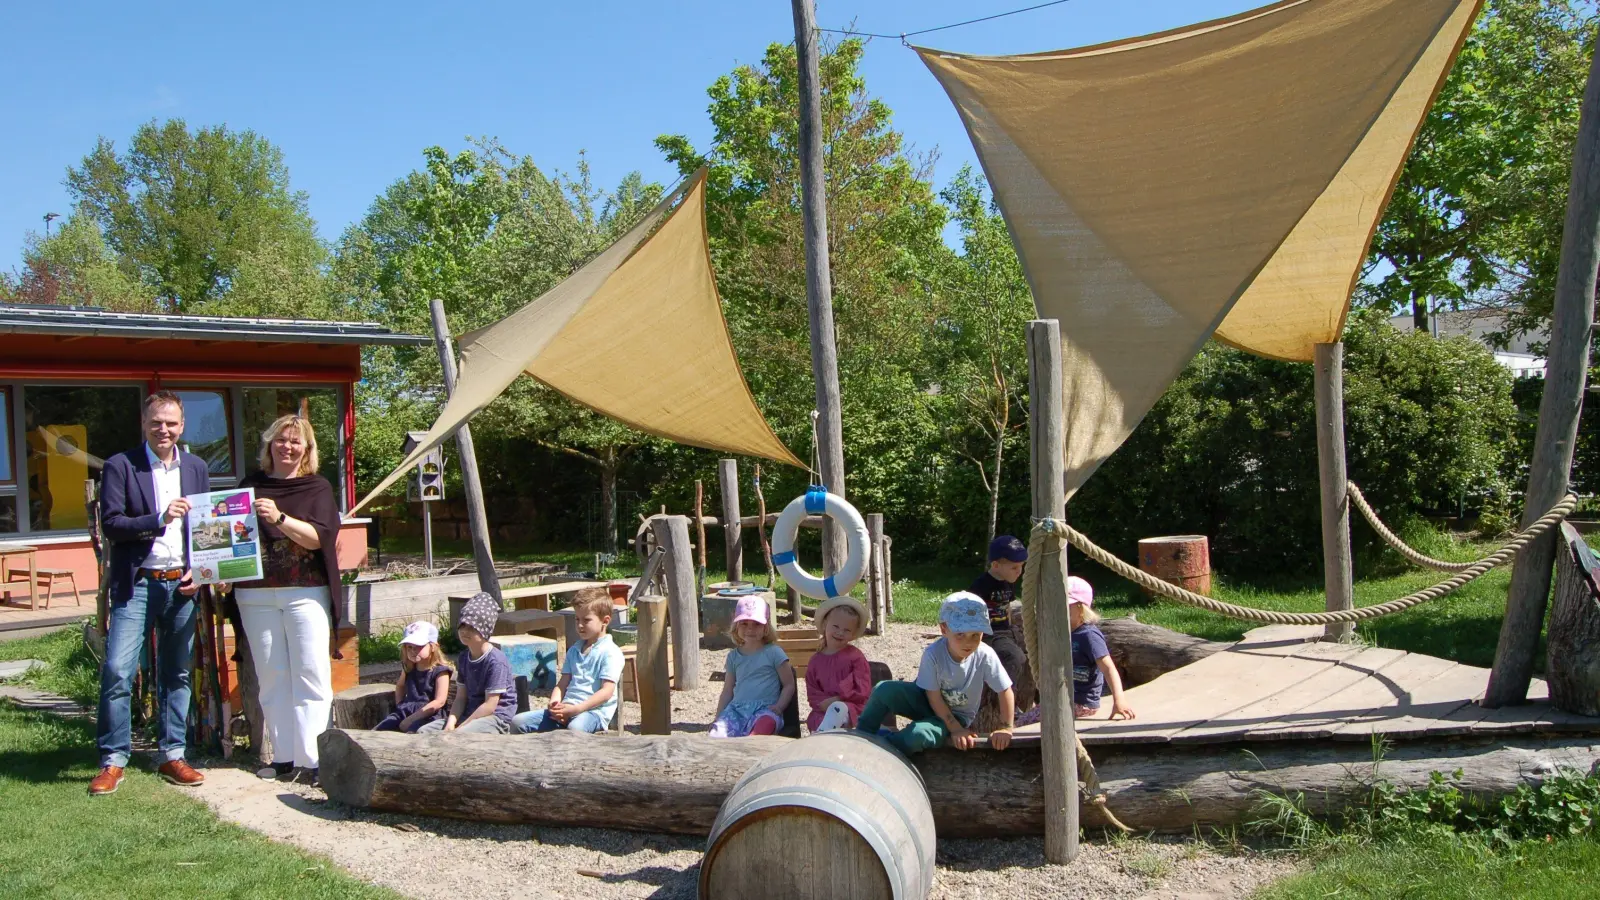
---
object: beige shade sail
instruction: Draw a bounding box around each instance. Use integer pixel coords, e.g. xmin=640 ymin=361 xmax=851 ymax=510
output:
xmin=351 ymin=170 xmax=803 ymax=515
xmin=918 ymin=0 xmax=1482 ymax=498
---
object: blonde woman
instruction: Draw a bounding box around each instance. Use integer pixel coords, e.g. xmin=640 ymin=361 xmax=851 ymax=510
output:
xmin=236 ymin=414 xmax=343 ymax=783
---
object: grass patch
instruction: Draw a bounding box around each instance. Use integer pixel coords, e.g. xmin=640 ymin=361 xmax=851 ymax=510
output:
xmin=0 ymin=624 xmax=101 ymax=707
xmin=0 ymin=701 xmax=398 ymax=898
xmin=1257 ymin=832 xmax=1600 ymax=899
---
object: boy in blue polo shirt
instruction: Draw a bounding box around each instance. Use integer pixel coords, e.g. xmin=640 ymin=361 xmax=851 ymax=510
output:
xmin=855 ymin=593 xmax=1015 ymax=754
xmin=512 ymin=591 xmax=624 ymax=734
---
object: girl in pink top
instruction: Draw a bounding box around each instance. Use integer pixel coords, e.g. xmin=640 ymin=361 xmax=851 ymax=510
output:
xmin=806 ymin=595 xmax=874 ymax=733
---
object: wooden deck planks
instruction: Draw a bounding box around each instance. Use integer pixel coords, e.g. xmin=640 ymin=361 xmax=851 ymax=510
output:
xmin=1016 ymin=627 xmax=1600 ymax=748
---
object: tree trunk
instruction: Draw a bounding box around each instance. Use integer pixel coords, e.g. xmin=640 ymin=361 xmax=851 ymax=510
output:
xmin=1411 ymin=285 xmax=1429 ymax=333
xmin=600 ymin=450 xmax=618 ymax=557
xmin=319 ymin=728 xmax=1600 ymax=836
xmin=987 ymin=404 xmax=1006 ymax=543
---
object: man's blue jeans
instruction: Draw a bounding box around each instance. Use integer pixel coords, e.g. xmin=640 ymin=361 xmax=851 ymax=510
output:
xmin=96 ymin=576 xmax=196 ymax=768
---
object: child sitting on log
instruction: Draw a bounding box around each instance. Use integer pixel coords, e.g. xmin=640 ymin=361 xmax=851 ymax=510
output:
xmin=1068 ymin=576 xmax=1136 ymax=721
xmin=511 ymin=591 xmax=623 ymax=734
xmin=855 ymin=593 xmax=1014 ymax=753
xmin=710 ymin=596 xmax=795 ymax=737
xmin=805 ymin=595 xmax=873 ymax=733
xmin=418 ymin=593 xmax=516 ymax=734
xmin=375 ymin=620 xmax=453 ymax=733
xmin=967 ymin=535 xmax=1032 ymax=706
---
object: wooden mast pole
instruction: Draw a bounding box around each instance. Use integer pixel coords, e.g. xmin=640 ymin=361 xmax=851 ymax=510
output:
xmin=1486 ymin=33 xmax=1600 ymax=706
xmin=428 ymin=299 xmax=501 ymax=603
xmin=1314 ymin=342 xmax=1354 ymax=642
xmin=1028 ymin=319 xmax=1079 ymax=863
xmin=791 ymin=0 xmax=848 ymax=573
xmin=719 ymin=459 xmax=743 ymax=583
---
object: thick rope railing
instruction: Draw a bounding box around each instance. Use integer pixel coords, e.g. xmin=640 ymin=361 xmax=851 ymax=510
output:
xmin=1050 ymin=492 xmax=1578 ymax=626
xmin=1018 ymin=525 xmax=1132 ymax=833
xmin=1347 ymin=482 xmax=1475 ymax=572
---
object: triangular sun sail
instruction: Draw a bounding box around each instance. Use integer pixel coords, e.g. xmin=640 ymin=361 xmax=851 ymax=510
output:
xmin=352 ymin=170 xmax=803 ymax=515
xmin=917 ymin=0 xmax=1483 ymax=499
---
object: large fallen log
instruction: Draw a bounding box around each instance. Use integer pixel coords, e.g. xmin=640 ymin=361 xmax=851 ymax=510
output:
xmin=319 ymin=728 xmax=1600 ymax=836
xmin=1099 ymin=615 xmax=1231 ymax=686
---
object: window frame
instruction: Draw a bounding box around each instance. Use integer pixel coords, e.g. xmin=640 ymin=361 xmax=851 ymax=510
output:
xmin=12 ymin=379 xmax=145 ymax=535
xmin=161 ymin=385 xmax=239 ymax=486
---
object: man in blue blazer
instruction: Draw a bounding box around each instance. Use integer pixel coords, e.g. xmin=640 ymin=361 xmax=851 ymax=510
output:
xmin=90 ymin=391 xmax=212 ymax=795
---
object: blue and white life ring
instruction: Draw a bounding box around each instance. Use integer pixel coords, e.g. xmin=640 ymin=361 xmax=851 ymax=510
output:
xmin=770 ymin=486 xmax=871 ymax=600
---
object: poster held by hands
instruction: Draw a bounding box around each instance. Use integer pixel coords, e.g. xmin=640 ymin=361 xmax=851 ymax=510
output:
xmin=186 ymin=488 xmax=263 ymax=585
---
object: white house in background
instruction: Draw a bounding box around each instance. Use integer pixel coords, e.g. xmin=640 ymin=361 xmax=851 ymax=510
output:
xmin=1388 ymin=309 xmax=1548 ymax=378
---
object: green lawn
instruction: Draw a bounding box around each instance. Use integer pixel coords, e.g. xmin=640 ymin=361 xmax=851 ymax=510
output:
xmin=0 ymin=701 xmax=399 ymax=899
xmin=1258 ymin=833 xmax=1600 ymax=899
xmin=0 ymin=626 xmax=101 ymax=707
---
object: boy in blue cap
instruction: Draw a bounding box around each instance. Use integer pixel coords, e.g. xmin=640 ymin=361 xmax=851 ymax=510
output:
xmin=967 ymin=535 xmax=1032 ymax=706
xmin=854 ymin=593 xmax=1015 ymax=753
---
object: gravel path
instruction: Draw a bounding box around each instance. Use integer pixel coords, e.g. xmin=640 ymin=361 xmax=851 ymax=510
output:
xmin=194 ymin=623 xmax=1297 ymax=899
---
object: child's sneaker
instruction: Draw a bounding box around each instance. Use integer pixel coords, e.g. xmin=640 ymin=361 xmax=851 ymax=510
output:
xmin=815 ymin=701 xmax=850 ymax=733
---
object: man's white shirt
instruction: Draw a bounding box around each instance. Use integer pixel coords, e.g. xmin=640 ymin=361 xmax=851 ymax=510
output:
xmin=141 ymin=444 xmax=186 ymax=569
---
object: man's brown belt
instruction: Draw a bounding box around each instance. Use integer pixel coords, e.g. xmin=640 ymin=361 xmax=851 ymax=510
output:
xmin=139 ymin=567 xmax=184 ymax=581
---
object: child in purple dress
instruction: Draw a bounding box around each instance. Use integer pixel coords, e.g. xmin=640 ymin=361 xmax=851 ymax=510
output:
xmin=375 ymin=621 xmax=452 ymax=732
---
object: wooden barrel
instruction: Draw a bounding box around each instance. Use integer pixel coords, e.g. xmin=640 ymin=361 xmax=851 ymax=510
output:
xmin=701 ymin=731 xmax=935 ymax=900
xmin=1137 ymin=535 xmax=1211 ymax=596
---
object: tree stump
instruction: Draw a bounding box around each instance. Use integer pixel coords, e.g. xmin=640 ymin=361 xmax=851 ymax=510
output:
xmin=1548 ymin=523 xmax=1600 ymax=716
xmin=1137 ymin=535 xmax=1211 ymax=596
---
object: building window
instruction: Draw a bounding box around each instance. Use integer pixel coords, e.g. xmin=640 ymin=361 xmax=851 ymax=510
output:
xmin=173 ymin=389 xmax=234 ymax=477
xmin=241 ymin=387 xmax=342 ymax=499
xmin=0 ymin=387 xmax=15 ymax=534
xmin=24 ymin=385 xmax=141 ymax=531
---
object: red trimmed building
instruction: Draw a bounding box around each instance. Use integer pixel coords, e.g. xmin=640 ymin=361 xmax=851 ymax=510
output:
xmin=0 ymin=303 xmax=428 ymax=609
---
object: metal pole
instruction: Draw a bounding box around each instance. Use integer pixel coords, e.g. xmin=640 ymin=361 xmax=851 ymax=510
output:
xmin=427 ymin=298 xmax=501 ymax=603
xmin=421 ymin=499 xmax=434 ymax=571
xmin=1314 ymin=342 xmax=1354 ymax=642
xmin=791 ymin=0 xmax=848 ymax=574
xmin=1028 ymin=319 xmax=1079 ymax=864
xmin=1487 ymin=30 xmax=1600 ymax=706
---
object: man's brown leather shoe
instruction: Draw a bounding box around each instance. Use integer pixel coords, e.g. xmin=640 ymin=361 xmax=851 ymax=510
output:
xmin=158 ymin=759 xmax=205 ymax=786
xmin=88 ymin=766 xmax=124 ymax=796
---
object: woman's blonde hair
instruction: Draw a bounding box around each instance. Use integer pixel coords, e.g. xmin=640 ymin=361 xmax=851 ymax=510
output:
xmin=258 ymin=413 xmax=319 ymax=476
xmin=402 ymin=641 xmax=450 ymax=674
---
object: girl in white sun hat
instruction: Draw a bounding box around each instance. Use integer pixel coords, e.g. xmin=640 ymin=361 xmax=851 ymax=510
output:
xmin=375 ymin=620 xmax=453 ymax=732
xmin=806 ymin=595 xmax=873 ymax=734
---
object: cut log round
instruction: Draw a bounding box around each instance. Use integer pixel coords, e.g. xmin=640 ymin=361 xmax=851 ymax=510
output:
xmin=319 ymin=728 xmax=1600 ymax=835
xmin=1137 ymin=535 xmax=1211 ymax=596
xmin=333 ymin=684 xmax=397 ymax=730
xmin=701 ymin=731 xmax=935 ymax=900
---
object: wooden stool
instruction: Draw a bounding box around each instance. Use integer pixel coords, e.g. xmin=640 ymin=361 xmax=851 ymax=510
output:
xmin=7 ymin=567 xmax=81 ymax=609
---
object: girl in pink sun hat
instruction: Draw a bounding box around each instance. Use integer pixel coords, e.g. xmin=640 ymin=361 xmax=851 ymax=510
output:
xmin=710 ymin=595 xmax=795 ymax=738
xmin=1068 ymin=576 xmax=1135 ymax=721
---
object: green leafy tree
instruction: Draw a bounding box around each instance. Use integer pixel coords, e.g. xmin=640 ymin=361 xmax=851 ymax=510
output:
xmin=1365 ymin=0 xmax=1594 ymax=335
xmin=655 ymin=38 xmax=954 ymax=546
xmin=2 ymin=216 xmax=157 ymax=310
xmin=64 ymin=118 xmax=325 ymax=313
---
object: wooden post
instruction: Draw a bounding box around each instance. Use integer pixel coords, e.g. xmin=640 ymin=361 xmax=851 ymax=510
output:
xmin=428 ymin=299 xmax=501 ymax=603
xmin=695 ymin=480 xmax=708 ymax=597
xmin=421 ymin=498 xmax=434 ymax=571
xmin=791 ymin=0 xmax=848 ymax=574
xmin=754 ymin=464 xmax=775 ymax=588
xmin=719 ymin=459 xmax=743 ymax=582
xmin=1488 ymin=37 xmax=1600 ymax=706
xmin=785 ymin=584 xmax=801 ymax=624
xmin=884 ymin=538 xmax=893 ymax=616
xmin=1028 ymin=318 xmax=1079 ymax=864
xmin=866 ymin=512 xmax=885 ymax=635
xmin=653 ymin=515 xmax=702 ymax=690
xmin=1314 ymin=342 xmax=1354 ymax=642
xmin=634 ymin=595 xmax=672 ymax=733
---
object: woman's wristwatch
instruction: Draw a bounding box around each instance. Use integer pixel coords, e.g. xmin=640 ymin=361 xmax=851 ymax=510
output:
xmin=275 ymin=512 xmax=288 ymax=525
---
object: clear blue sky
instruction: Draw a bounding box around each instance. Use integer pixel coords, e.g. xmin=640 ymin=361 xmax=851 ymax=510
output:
xmin=1 ymin=0 xmax=1263 ymax=274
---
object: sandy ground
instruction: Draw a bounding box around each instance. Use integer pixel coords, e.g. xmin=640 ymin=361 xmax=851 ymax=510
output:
xmin=186 ymin=622 xmax=1298 ymax=900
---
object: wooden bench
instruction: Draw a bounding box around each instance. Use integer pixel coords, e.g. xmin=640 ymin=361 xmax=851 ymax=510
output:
xmin=5 ymin=566 xmax=80 ymax=609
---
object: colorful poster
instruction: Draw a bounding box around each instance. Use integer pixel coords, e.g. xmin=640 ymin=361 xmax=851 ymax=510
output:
xmin=185 ymin=488 xmax=263 ymax=585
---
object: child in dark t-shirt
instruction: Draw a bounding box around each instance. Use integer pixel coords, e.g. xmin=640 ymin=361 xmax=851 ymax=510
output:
xmin=966 ymin=535 xmax=1031 ymax=707
xmin=418 ymin=593 xmax=516 ymax=734
xmin=375 ymin=620 xmax=453 ymax=733
xmin=1068 ymin=576 xmax=1135 ymax=721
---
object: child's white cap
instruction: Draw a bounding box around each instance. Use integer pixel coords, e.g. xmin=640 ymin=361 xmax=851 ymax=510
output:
xmin=400 ymin=620 xmax=439 ymax=647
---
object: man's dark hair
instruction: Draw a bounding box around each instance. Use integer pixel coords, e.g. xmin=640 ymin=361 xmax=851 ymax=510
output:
xmin=142 ymin=390 xmax=184 ymax=419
